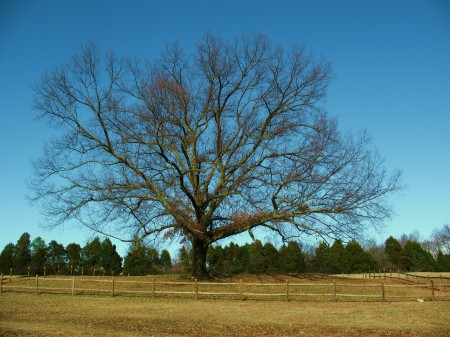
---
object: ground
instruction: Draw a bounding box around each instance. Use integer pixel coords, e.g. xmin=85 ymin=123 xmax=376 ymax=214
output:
xmin=1 ymin=292 xmax=449 ymax=336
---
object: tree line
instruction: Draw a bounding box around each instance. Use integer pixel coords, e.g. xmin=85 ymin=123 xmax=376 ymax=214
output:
xmin=1 ymin=227 xmax=449 ymax=276
xmin=0 ymin=232 xmax=172 ymax=276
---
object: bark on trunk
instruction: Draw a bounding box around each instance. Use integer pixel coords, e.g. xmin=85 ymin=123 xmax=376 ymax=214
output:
xmin=191 ymin=238 xmax=211 ymax=279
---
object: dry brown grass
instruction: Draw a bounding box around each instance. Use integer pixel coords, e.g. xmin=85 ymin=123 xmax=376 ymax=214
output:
xmin=2 ymin=273 xmax=448 ymax=302
xmin=1 ymin=291 xmax=449 ymax=337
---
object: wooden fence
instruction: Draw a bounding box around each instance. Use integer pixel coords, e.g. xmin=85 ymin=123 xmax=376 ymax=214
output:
xmin=363 ymin=270 xmax=450 ymax=282
xmin=1 ymin=274 xmax=449 ymax=302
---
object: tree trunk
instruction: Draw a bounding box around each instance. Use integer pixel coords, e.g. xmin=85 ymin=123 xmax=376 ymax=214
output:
xmin=191 ymin=238 xmax=211 ymax=279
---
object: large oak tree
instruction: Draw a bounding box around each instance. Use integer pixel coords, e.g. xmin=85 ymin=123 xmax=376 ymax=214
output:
xmin=30 ymin=34 xmax=401 ymax=278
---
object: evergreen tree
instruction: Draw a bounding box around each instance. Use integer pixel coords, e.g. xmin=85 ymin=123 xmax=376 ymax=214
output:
xmin=14 ymin=232 xmax=31 ymax=274
xmin=263 ymin=242 xmax=281 ymax=274
xmin=345 ymin=240 xmax=377 ymax=273
xmin=328 ymin=240 xmax=347 ymax=274
xmin=207 ymin=245 xmax=225 ymax=275
xmin=82 ymin=237 xmax=103 ymax=273
xmin=66 ymin=243 xmax=82 ymax=269
xmin=0 ymin=243 xmax=15 ymax=274
xmin=100 ymin=238 xmax=123 ymax=275
xmin=46 ymin=240 xmax=66 ymax=274
xmin=30 ymin=247 xmax=47 ymax=275
xmin=221 ymin=244 xmax=236 ymax=275
xmin=122 ymin=241 xmax=149 ymax=275
xmin=30 ymin=237 xmax=46 ymax=255
xmin=313 ymin=242 xmax=331 ymax=273
xmin=160 ymin=249 xmax=172 ymax=273
xmin=279 ymin=241 xmax=305 ymax=273
xmin=237 ymin=244 xmax=251 ymax=274
xmin=248 ymin=240 xmax=267 ymax=274
xmin=436 ymin=251 xmax=450 ymax=272
xmin=403 ymin=240 xmax=436 ymax=272
xmin=384 ymin=236 xmax=403 ymax=270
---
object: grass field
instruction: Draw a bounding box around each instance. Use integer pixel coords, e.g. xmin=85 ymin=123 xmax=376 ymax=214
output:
xmin=1 ymin=292 xmax=449 ymax=336
xmin=2 ymin=273 xmax=449 ymax=302
xmin=1 ymin=273 xmax=450 ymax=336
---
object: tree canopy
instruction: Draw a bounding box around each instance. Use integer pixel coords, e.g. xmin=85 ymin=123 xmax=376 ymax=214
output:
xmin=30 ymin=33 xmax=402 ymax=277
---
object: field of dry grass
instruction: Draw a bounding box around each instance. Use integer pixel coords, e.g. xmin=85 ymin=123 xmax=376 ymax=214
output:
xmin=1 ymin=291 xmax=449 ymax=337
xmin=2 ymin=273 xmax=449 ymax=302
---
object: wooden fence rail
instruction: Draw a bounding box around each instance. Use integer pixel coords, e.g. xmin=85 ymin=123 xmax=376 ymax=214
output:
xmin=1 ymin=273 xmax=449 ymax=302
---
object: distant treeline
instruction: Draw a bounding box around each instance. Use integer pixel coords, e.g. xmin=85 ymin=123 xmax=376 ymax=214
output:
xmin=0 ymin=233 xmax=172 ymax=276
xmin=1 ymin=229 xmax=449 ymax=276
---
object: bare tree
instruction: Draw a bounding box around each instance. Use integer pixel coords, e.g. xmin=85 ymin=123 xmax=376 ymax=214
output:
xmin=431 ymin=224 xmax=450 ymax=255
xmin=30 ymin=34 xmax=401 ymax=278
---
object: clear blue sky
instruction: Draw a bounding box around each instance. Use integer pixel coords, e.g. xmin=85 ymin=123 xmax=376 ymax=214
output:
xmin=1 ymin=0 xmax=449 ymax=257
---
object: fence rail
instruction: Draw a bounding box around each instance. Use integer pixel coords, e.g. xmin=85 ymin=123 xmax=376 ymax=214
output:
xmin=1 ymin=273 xmax=449 ymax=302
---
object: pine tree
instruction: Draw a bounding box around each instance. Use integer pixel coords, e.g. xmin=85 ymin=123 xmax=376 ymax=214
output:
xmin=160 ymin=250 xmax=172 ymax=273
xmin=123 ymin=241 xmax=149 ymax=276
xmin=0 ymin=243 xmax=15 ymax=274
xmin=384 ymin=236 xmax=403 ymax=270
xmin=328 ymin=240 xmax=347 ymax=274
xmin=263 ymin=242 xmax=281 ymax=274
xmin=30 ymin=247 xmax=47 ymax=275
xmin=248 ymin=240 xmax=267 ymax=274
xmin=30 ymin=237 xmax=49 ymax=275
xmin=313 ymin=242 xmax=331 ymax=273
xmin=30 ymin=237 xmax=46 ymax=255
xmin=279 ymin=242 xmax=305 ymax=273
xmin=14 ymin=232 xmax=31 ymax=274
xmin=100 ymin=238 xmax=123 ymax=275
xmin=82 ymin=237 xmax=102 ymax=273
xmin=436 ymin=251 xmax=450 ymax=272
xmin=46 ymin=240 xmax=67 ymax=274
xmin=66 ymin=243 xmax=82 ymax=269
xmin=345 ymin=240 xmax=376 ymax=273
xmin=403 ymin=240 xmax=436 ymax=272
xmin=206 ymin=245 xmax=224 ymax=275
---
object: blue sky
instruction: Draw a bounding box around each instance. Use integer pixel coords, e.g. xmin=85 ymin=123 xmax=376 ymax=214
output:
xmin=0 ymin=0 xmax=449 ymax=257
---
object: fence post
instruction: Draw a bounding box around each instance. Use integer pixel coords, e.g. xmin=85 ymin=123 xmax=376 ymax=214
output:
xmin=71 ymin=276 xmax=75 ymax=296
xmin=381 ymin=282 xmax=385 ymax=301
xmin=44 ymin=266 xmax=46 ymax=277
xmin=333 ymin=279 xmax=337 ymax=302
xmin=431 ymin=280 xmax=435 ymax=301
xmin=28 ymin=266 xmax=30 ymax=277
xmin=10 ymin=268 xmax=12 ymax=282
xmin=1 ymin=273 xmax=3 ymax=293
xmin=35 ymin=274 xmax=39 ymax=294
xmin=82 ymin=267 xmax=84 ymax=276
xmin=195 ymin=279 xmax=198 ymax=300
xmin=152 ymin=278 xmax=155 ymax=298
xmin=286 ymin=280 xmax=290 ymax=301
xmin=93 ymin=268 xmax=96 ymax=276
xmin=383 ymin=267 xmax=386 ymax=279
